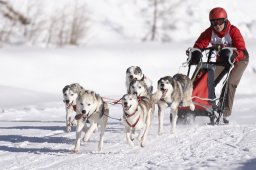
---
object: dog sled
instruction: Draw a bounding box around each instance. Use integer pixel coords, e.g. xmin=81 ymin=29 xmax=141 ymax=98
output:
xmin=176 ymin=46 xmax=236 ymax=125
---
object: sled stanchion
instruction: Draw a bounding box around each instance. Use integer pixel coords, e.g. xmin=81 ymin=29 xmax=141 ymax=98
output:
xmin=187 ymin=64 xmax=191 ymax=77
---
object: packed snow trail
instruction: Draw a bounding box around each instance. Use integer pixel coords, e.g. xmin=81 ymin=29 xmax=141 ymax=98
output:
xmin=0 ymin=96 xmax=256 ymax=170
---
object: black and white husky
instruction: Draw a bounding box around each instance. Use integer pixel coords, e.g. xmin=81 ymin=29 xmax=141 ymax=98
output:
xmin=62 ymin=83 xmax=84 ymax=132
xmin=126 ymin=66 xmax=153 ymax=94
xmin=122 ymin=94 xmax=153 ymax=147
xmin=74 ymin=90 xmax=109 ymax=153
xmin=152 ymin=74 xmax=195 ymax=134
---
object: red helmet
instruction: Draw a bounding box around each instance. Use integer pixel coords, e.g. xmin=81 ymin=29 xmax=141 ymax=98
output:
xmin=209 ymin=7 xmax=227 ymax=20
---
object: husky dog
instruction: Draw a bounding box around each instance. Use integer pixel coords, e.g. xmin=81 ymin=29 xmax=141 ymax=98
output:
xmin=126 ymin=66 xmax=153 ymax=94
xmin=129 ymin=79 xmax=150 ymax=97
xmin=62 ymin=83 xmax=84 ymax=132
xmin=152 ymin=74 xmax=195 ymax=134
xmin=74 ymin=90 xmax=109 ymax=153
xmin=122 ymin=94 xmax=153 ymax=147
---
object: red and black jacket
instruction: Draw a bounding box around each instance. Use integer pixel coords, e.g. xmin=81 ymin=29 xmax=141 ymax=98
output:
xmin=193 ymin=20 xmax=249 ymax=62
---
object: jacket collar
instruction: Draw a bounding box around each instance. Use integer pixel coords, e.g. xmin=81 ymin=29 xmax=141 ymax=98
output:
xmin=212 ymin=20 xmax=231 ymax=38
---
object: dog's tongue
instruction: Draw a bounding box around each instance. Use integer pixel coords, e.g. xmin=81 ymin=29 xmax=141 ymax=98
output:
xmin=162 ymin=89 xmax=167 ymax=98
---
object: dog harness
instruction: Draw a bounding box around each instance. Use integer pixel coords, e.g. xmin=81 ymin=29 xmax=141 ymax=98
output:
xmin=125 ymin=108 xmax=141 ymax=128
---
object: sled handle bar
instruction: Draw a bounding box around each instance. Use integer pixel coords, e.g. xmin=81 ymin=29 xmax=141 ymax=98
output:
xmin=199 ymin=46 xmax=237 ymax=52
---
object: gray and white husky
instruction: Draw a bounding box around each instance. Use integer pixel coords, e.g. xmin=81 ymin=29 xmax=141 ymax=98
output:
xmin=126 ymin=66 xmax=153 ymax=94
xmin=128 ymin=79 xmax=151 ymax=97
xmin=62 ymin=83 xmax=84 ymax=132
xmin=152 ymin=74 xmax=195 ymax=134
xmin=122 ymin=94 xmax=153 ymax=147
xmin=74 ymin=90 xmax=109 ymax=153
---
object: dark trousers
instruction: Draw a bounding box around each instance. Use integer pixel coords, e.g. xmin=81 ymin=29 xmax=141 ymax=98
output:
xmin=214 ymin=60 xmax=248 ymax=117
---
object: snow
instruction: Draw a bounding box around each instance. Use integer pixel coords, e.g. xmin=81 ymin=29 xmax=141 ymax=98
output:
xmin=1 ymin=0 xmax=256 ymax=170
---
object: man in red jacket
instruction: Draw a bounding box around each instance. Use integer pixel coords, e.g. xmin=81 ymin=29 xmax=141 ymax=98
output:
xmin=191 ymin=7 xmax=249 ymax=124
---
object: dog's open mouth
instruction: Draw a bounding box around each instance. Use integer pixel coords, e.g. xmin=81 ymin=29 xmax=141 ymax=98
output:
xmin=124 ymin=105 xmax=132 ymax=111
xmin=64 ymin=101 xmax=73 ymax=108
xmin=160 ymin=88 xmax=168 ymax=98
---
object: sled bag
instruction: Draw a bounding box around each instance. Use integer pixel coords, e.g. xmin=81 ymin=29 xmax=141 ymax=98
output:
xmin=192 ymin=63 xmax=215 ymax=109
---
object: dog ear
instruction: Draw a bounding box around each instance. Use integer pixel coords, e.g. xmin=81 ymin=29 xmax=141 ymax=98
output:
xmin=62 ymin=85 xmax=70 ymax=93
xmin=126 ymin=66 xmax=131 ymax=74
xmin=90 ymin=91 xmax=97 ymax=102
xmin=128 ymin=79 xmax=137 ymax=94
xmin=147 ymin=86 xmax=153 ymax=94
xmin=157 ymin=78 xmax=162 ymax=85
xmin=135 ymin=66 xmax=142 ymax=74
xmin=166 ymin=76 xmax=174 ymax=86
xmin=70 ymin=83 xmax=79 ymax=93
xmin=130 ymin=78 xmax=137 ymax=85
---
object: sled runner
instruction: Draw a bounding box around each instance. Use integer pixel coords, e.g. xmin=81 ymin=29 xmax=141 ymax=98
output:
xmin=176 ymin=46 xmax=236 ymax=125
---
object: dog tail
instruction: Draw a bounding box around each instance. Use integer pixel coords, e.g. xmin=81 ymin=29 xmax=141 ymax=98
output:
xmin=150 ymin=90 xmax=162 ymax=104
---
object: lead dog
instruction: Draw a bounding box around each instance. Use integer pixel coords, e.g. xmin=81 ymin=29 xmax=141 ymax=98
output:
xmin=122 ymin=94 xmax=153 ymax=147
xmin=62 ymin=83 xmax=84 ymax=132
xmin=126 ymin=66 xmax=153 ymax=94
xmin=74 ymin=90 xmax=109 ymax=153
xmin=152 ymin=74 xmax=195 ymax=134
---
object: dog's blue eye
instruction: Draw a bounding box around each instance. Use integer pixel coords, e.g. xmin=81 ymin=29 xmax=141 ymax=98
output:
xmin=71 ymin=94 xmax=74 ymax=96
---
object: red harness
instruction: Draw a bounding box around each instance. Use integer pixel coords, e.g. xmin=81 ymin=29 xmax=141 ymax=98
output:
xmin=125 ymin=107 xmax=141 ymax=128
xmin=124 ymin=96 xmax=144 ymax=128
xmin=126 ymin=115 xmax=140 ymax=128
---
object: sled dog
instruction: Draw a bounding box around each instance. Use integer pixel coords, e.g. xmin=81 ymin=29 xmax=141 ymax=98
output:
xmin=122 ymin=94 xmax=153 ymax=147
xmin=74 ymin=90 xmax=109 ymax=153
xmin=129 ymin=79 xmax=151 ymax=98
xmin=62 ymin=83 xmax=84 ymax=132
xmin=152 ymin=74 xmax=195 ymax=134
xmin=126 ymin=66 xmax=153 ymax=94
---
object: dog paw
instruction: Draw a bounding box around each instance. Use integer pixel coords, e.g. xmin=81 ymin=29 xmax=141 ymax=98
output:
xmin=171 ymin=130 xmax=176 ymax=134
xmin=141 ymin=141 xmax=146 ymax=147
xmin=66 ymin=126 xmax=71 ymax=133
xmin=83 ymin=137 xmax=89 ymax=142
xmin=73 ymin=148 xmax=79 ymax=153
xmin=158 ymin=129 xmax=163 ymax=135
xmin=98 ymin=146 xmax=103 ymax=152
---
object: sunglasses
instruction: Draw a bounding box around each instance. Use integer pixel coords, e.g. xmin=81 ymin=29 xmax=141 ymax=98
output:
xmin=210 ymin=19 xmax=226 ymax=26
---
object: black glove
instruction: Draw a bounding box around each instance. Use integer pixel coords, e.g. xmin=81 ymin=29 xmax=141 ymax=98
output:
xmin=219 ymin=48 xmax=236 ymax=66
xmin=188 ymin=49 xmax=203 ymax=65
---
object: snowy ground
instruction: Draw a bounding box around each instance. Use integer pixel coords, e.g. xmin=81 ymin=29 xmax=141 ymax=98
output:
xmin=0 ymin=41 xmax=256 ymax=170
xmin=0 ymin=96 xmax=256 ymax=170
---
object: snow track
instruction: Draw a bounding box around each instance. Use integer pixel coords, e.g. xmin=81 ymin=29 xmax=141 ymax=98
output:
xmin=0 ymin=99 xmax=256 ymax=170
